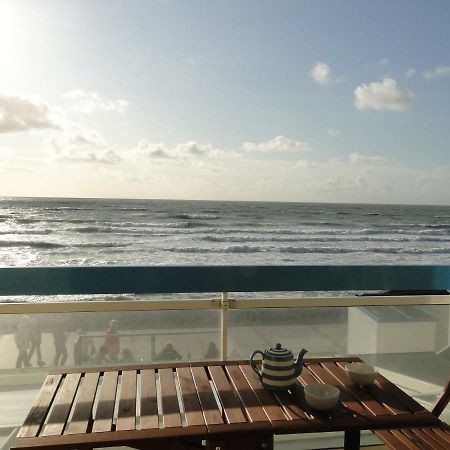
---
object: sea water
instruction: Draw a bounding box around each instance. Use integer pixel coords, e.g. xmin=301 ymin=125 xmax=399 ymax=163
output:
xmin=1 ymin=197 xmax=449 ymax=269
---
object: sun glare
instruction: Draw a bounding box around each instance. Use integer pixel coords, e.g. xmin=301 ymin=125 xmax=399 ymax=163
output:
xmin=0 ymin=1 xmax=25 ymax=71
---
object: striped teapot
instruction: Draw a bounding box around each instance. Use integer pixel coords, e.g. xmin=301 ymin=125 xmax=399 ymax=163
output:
xmin=250 ymin=343 xmax=308 ymax=390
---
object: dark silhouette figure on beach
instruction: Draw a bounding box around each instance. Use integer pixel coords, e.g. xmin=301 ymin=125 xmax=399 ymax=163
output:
xmin=155 ymin=343 xmax=182 ymax=361
xmin=52 ymin=322 xmax=68 ymax=366
xmin=15 ymin=316 xmax=32 ymax=368
xmin=27 ymin=317 xmax=45 ymax=367
xmin=88 ymin=345 xmax=111 ymax=365
xmin=74 ymin=326 xmax=95 ymax=365
xmin=205 ymin=341 xmax=219 ymax=359
xmin=120 ymin=348 xmax=135 ymax=364
xmin=105 ymin=320 xmax=120 ymax=361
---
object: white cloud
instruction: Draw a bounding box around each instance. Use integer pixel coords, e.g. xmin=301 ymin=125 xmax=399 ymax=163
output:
xmin=309 ymin=62 xmax=331 ymax=85
xmin=0 ymin=93 xmax=63 ymax=133
xmin=354 ymin=77 xmax=415 ymax=111
xmin=62 ymin=89 xmax=129 ymax=114
xmin=243 ymin=136 xmax=309 ymax=153
xmin=378 ymin=58 xmax=389 ymax=66
xmin=350 ymin=152 xmax=386 ymax=164
xmin=405 ymin=68 xmax=415 ymax=78
xmin=135 ymin=140 xmax=173 ymax=159
xmin=174 ymin=141 xmax=213 ymax=157
xmin=295 ymin=160 xmax=317 ymax=169
xmin=423 ymin=65 xmax=450 ymax=80
xmin=45 ymin=126 xmax=120 ymax=164
xmin=327 ymin=128 xmax=340 ymax=137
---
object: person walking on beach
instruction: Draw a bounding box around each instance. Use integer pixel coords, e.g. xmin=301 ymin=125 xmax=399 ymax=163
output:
xmin=15 ymin=316 xmax=32 ymax=368
xmin=52 ymin=321 xmax=68 ymax=366
xmin=155 ymin=342 xmax=182 ymax=361
xmin=27 ymin=317 xmax=45 ymax=367
xmin=105 ymin=320 xmax=120 ymax=361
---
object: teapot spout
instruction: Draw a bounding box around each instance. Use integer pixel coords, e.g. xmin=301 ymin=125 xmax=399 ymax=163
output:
xmin=294 ymin=348 xmax=308 ymax=376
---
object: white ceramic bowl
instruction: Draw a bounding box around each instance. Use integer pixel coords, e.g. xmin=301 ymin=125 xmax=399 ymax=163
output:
xmin=345 ymin=363 xmax=378 ymax=386
xmin=304 ymin=384 xmax=340 ymax=411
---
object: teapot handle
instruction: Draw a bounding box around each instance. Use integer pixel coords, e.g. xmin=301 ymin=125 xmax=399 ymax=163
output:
xmin=250 ymin=350 xmax=264 ymax=380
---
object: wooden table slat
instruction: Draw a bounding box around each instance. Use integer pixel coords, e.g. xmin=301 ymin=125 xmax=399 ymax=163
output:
xmin=159 ymin=368 xmax=182 ymax=428
xmin=410 ymin=429 xmax=447 ymax=450
xmin=336 ymin=362 xmax=410 ymax=415
xmin=140 ymin=369 xmax=158 ymax=430
xmin=430 ymin=427 xmax=450 ymax=444
xmin=274 ymin=384 xmax=310 ymax=421
xmin=306 ymin=362 xmax=372 ymax=417
xmin=225 ymin=364 xmax=270 ymax=423
xmin=376 ymin=373 xmax=428 ymax=414
xmin=208 ymin=365 xmax=246 ymax=424
xmin=17 ymin=374 xmax=62 ymax=438
xmin=116 ymin=370 xmax=137 ymax=431
xmin=419 ymin=428 xmax=450 ymax=449
xmin=41 ymin=373 xmax=81 ymax=437
xmin=66 ymin=372 xmax=100 ymax=435
xmin=92 ymin=371 xmax=119 ymax=433
xmin=297 ymin=365 xmax=347 ymax=420
xmin=376 ymin=430 xmax=420 ymax=450
xmin=176 ymin=367 xmax=205 ymax=427
xmin=190 ymin=366 xmax=224 ymax=426
xmin=239 ymin=364 xmax=287 ymax=422
xmin=392 ymin=429 xmax=430 ymax=450
xmin=322 ymin=362 xmax=390 ymax=416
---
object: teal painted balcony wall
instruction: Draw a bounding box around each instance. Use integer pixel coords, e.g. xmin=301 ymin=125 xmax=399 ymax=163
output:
xmin=0 ymin=265 xmax=449 ymax=296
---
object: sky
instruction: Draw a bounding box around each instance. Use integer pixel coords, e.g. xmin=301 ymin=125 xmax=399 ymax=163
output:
xmin=0 ymin=0 xmax=449 ymax=205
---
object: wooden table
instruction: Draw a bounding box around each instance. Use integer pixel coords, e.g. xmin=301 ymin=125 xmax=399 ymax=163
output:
xmin=12 ymin=357 xmax=440 ymax=450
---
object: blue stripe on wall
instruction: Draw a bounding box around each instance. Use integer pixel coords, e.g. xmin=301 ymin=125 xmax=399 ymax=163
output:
xmin=0 ymin=265 xmax=449 ymax=296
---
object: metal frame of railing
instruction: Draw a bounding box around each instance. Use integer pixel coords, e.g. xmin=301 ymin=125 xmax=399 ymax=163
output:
xmin=1 ymin=265 xmax=450 ymax=360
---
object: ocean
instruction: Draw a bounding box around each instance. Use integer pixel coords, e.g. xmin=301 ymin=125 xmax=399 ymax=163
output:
xmin=1 ymin=197 xmax=449 ymax=269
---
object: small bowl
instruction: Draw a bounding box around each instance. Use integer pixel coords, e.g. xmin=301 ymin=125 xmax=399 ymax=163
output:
xmin=345 ymin=363 xmax=378 ymax=386
xmin=304 ymin=384 xmax=340 ymax=411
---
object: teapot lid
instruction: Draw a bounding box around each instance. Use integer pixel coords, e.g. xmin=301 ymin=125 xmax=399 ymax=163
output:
xmin=266 ymin=343 xmax=293 ymax=359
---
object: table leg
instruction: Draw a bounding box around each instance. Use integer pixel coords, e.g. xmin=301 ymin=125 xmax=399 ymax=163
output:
xmin=344 ymin=429 xmax=361 ymax=450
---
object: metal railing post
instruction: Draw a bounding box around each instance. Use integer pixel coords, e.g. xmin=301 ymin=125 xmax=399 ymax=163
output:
xmin=220 ymin=292 xmax=229 ymax=360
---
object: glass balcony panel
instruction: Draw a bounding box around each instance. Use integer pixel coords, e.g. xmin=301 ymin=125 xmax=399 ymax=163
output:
xmin=228 ymin=304 xmax=450 ymax=421
xmin=0 ymin=309 xmax=220 ymax=430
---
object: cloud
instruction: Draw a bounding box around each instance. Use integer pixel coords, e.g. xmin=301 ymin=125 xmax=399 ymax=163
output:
xmin=423 ymin=65 xmax=450 ymax=80
xmin=62 ymin=89 xmax=129 ymax=114
xmin=135 ymin=140 xmax=173 ymax=159
xmin=354 ymin=77 xmax=415 ymax=111
xmin=309 ymin=62 xmax=331 ymax=85
xmin=350 ymin=152 xmax=386 ymax=164
xmin=174 ymin=141 xmax=213 ymax=157
xmin=327 ymin=128 xmax=340 ymax=137
xmin=405 ymin=68 xmax=415 ymax=78
xmin=378 ymin=58 xmax=389 ymax=66
xmin=0 ymin=93 xmax=63 ymax=133
xmin=295 ymin=160 xmax=317 ymax=169
xmin=243 ymin=136 xmax=309 ymax=153
xmin=45 ymin=126 xmax=120 ymax=164
xmin=135 ymin=139 xmax=234 ymax=164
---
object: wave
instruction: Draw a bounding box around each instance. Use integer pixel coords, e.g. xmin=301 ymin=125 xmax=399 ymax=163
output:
xmin=168 ymin=213 xmax=222 ymax=220
xmin=167 ymin=221 xmax=211 ymax=228
xmin=200 ymin=235 xmax=415 ymax=244
xmin=43 ymin=207 xmax=92 ymax=211
xmin=162 ymin=245 xmax=265 ymax=253
xmin=280 ymin=246 xmax=450 ymax=255
xmin=0 ymin=240 xmax=65 ymax=249
xmin=0 ymin=229 xmax=53 ymax=235
xmin=162 ymin=244 xmax=450 ymax=255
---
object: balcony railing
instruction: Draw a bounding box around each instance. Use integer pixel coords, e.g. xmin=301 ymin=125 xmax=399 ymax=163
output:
xmin=0 ymin=265 xmax=449 ymax=448
xmin=1 ymin=265 xmax=450 ymax=360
